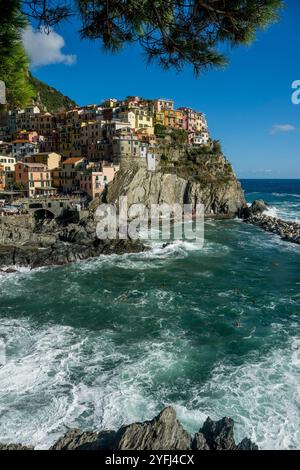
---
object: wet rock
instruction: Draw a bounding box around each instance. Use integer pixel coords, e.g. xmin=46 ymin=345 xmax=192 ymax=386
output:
xmin=200 ymin=417 xmax=236 ymax=450
xmin=50 ymin=429 xmax=116 ymax=450
xmin=192 ymin=432 xmax=210 ymax=450
xmin=1 ymin=407 xmax=258 ymax=451
xmin=236 ymin=438 xmax=259 ymax=450
xmin=114 ymin=407 xmax=192 ymax=450
xmin=0 ymin=216 xmax=146 ymax=270
xmin=0 ymin=443 xmax=34 ymax=450
xmin=242 ymin=204 xmax=300 ymax=246
xmin=250 ymin=200 xmax=269 ymax=215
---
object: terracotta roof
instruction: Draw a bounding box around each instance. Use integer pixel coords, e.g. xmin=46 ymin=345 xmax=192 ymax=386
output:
xmin=63 ymin=157 xmax=83 ymax=164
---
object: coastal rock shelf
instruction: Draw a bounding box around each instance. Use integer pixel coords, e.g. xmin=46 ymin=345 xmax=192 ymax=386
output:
xmin=0 ymin=216 xmax=145 ymax=270
xmin=243 ymin=200 xmax=300 ymax=245
xmin=0 ymin=407 xmax=258 ymax=451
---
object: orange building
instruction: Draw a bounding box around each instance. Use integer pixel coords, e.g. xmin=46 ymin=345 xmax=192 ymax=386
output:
xmin=162 ymin=109 xmax=184 ymax=129
xmin=15 ymin=162 xmax=52 ymax=197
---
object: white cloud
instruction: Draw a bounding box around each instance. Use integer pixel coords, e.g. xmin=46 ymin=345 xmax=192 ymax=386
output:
xmin=22 ymin=26 xmax=77 ymax=67
xmin=270 ymin=124 xmax=299 ymax=135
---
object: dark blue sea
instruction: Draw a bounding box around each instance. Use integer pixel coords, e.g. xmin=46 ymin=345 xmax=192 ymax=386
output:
xmin=0 ymin=180 xmax=299 ymax=449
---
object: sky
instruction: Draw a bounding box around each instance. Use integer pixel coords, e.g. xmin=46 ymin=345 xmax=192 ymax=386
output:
xmin=23 ymin=0 xmax=300 ymax=179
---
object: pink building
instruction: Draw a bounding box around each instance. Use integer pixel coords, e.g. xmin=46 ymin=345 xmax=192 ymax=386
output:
xmin=177 ymin=107 xmax=197 ymax=132
xmin=15 ymin=162 xmax=53 ymax=197
xmin=79 ymin=165 xmax=119 ymax=199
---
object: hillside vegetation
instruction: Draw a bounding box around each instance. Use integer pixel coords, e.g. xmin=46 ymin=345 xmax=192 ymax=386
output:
xmin=28 ymin=73 xmax=77 ymax=113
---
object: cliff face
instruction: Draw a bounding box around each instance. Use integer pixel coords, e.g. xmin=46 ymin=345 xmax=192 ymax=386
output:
xmin=106 ymin=152 xmax=246 ymax=217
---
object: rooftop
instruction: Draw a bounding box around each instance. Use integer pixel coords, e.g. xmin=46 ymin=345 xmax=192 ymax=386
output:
xmin=63 ymin=157 xmax=84 ymax=165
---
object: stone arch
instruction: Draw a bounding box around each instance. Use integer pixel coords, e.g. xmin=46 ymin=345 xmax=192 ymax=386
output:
xmin=34 ymin=208 xmax=55 ymax=221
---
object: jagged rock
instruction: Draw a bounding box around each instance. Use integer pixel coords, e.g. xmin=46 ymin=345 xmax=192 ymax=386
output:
xmin=50 ymin=429 xmax=116 ymax=450
xmin=200 ymin=417 xmax=236 ymax=450
xmin=0 ymin=443 xmax=34 ymax=450
xmin=236 ymin=438 xmax=258 ymax=450
xmin=114 ymin=407 xmax=192 ymax=450
xmin=0 ymin=407 xmax=258 ymax=451
xmin=250 ymin=200 xmax=269 ymax=215
xmin=192 ymin=432 xmax=210 ymax=450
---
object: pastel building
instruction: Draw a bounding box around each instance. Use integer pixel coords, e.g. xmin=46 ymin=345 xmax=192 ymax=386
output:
xmin=25 ymin=152 xmax=61 ymax=170
xmin=153 ymin=99 xmax=174 ymax=112
xmin=178 ymin=107 xmax=197 ymax=132
xmin=162 ymin=109 xmax=184 ymax=129
xmin=15 ymin=162 xmax=52 ymax=197
xmin=79 ymin=165 xmax=119 ymax=199
xmin=0 ymin=155 xmax=16 ymax=172
xmin=59 ymin=157 xmax=85 ymax=193
xmin=190 ymin=130 xmax=210 ymax=146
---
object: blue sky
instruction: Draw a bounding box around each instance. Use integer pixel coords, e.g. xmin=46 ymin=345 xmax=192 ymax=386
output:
xmin=23 ymin=0 xmax=300 ymax=178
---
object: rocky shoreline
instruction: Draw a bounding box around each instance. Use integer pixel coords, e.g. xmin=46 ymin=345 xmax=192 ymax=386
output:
xmin=0 ymin=406 xmax=258 ymax=451
xmin=242 ymin=200 xmax=300 ymax=245
xmin=0 ymin=216 xmax=145 ymax=271
xmin=0 ymin=198 xmax=299 ymax=272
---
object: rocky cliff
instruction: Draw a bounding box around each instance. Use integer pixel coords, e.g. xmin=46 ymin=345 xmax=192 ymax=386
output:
xmin=106 ymin=151 xmax=246 ymax=217
xmin=0 ymin=407 xmax=258 ymax=451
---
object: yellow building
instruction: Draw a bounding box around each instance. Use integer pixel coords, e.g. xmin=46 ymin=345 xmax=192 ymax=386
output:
xmin=153 ymin=111 xmax=164 ymax=127
xmin=25 ymin=152 xmax=61 ymax=170
xmin=134 ymin=109 xmax=153 ymax=130
xmin=195 ymin=112 xmax=208 ymax=132
xmin=0 ymin=155 xmax=16 ymax=172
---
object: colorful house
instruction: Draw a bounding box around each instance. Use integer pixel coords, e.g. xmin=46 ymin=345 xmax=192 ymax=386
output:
xmin=14 ymin=162 xmax=52 ymax=197
xmin=79 ymin=164 xmax=119 ymax=199
xmin=59 ymin=157 xmax=85 ymax=193
xmin=25 ymin=152 xmax=62 ymax=170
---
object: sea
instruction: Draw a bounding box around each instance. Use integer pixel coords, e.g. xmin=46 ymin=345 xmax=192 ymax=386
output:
xmin=0 ymin=179 xmax=299 ymax=450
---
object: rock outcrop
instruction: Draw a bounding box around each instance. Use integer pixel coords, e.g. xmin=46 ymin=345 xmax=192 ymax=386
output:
xmin=0 ymin=443 xmax=34 ymax=450
xmin=106 ymin=153 xmax=246 ymax=218
xmin=243 ymin=200 xmax=300 ymax=245
xmin=1 ymin=407 xmax=258 ymax=451
xmin=0 ymin=216 xmax=145 ymax=270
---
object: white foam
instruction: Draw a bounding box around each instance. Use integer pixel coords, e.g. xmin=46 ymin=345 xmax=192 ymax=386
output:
xmin=0 ymin=316 xmax=299 ymax=450
xmin=263 ymin=206 xmax=279 ymax=218
xmin=185 ymin=337 xmax=300 ymax=450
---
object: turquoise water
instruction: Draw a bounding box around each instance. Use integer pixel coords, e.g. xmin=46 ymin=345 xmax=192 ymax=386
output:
xmin=0 ymin=180 xmax=299 ymax=450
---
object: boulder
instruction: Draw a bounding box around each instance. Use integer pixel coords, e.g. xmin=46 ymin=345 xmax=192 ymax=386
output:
xmin=250 ymin=200 xmax=269 ymax=215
